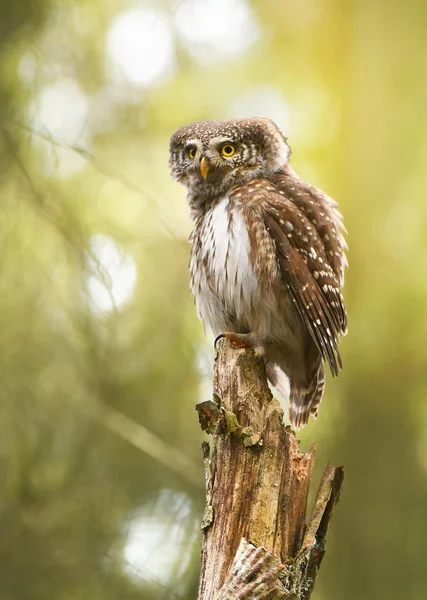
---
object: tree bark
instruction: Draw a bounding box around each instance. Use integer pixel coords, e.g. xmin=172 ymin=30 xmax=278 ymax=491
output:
xmin=196 ymin=339 xmax=344 ymax=600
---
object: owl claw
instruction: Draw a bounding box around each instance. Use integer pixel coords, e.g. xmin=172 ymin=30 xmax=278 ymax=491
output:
xmin=214 ymin=333 xmax=224 ymax=349
xmin=215 ymin=332 xmax=253 ymax=350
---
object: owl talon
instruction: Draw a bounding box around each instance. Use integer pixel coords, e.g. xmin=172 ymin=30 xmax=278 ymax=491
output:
xmin=215 ymin=332 xmax=253 ymax=349
xmin=214 ymin=333 xmax=226 ymax=348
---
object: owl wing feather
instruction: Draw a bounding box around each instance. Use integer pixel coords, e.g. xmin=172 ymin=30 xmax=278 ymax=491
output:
xmin=260 ymin=182 xmax=347 ymax=377
xmin=276 ymin=171 xmax=348 ymax=285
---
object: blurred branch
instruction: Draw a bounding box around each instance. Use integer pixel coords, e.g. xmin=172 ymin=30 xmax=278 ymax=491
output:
xmin=84 ymin=398 xmax=204 ymax=489
xmin=3 ymin=125 xmax=203 ymax=488
xmin=2 ymin=126 xmax=121 ymax=311
xmin=197 ymin=340 xmax=344 ymax=599
xmin=6 ymin=121 xmax=179 ymax=241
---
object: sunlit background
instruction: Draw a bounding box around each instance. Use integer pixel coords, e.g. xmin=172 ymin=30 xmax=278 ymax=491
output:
xmin=1 ymin=0 xmax=427 ymax=598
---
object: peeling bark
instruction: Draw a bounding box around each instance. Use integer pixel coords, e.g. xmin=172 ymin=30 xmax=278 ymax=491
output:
xmin=196 ymin=339 xmax=344 ymax=600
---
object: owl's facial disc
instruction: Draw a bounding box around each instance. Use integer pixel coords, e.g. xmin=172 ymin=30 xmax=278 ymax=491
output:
xmin=169 ymin=118 xmax=292 ymax=198
xmin=195 ymin=139 xmax=240 ymax=182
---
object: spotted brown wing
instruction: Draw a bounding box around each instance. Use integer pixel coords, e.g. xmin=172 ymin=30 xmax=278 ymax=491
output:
xmin=263 ymin=194 xmax=347 ymax=377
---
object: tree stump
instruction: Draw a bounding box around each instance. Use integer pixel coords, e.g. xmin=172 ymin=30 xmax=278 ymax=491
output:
xmin=196 ymin=339 xmax=344 ymax=600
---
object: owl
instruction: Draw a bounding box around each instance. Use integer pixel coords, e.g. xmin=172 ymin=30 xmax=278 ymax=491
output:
xmin=169 ymin=118 xmax=347 ymax=429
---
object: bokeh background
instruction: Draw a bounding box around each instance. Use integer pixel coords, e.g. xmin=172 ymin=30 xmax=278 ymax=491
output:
xmin=1 ymin=0 xmax=427 ymax=598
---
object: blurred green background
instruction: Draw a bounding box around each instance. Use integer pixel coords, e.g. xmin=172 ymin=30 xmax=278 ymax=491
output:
xmin=1 ymin=0 xmax=427 ymax=598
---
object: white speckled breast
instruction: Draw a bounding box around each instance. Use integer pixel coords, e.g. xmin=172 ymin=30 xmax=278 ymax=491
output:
xmin=189 ymin=196 xmax=259 ymax=336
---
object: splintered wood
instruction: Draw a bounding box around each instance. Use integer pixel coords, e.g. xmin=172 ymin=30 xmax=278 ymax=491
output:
xmin=196 ymin=339 xmax=344 ymax=600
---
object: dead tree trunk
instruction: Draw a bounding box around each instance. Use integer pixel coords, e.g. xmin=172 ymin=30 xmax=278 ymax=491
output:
xmin=196 ymin=339 xmax=344 ymax=600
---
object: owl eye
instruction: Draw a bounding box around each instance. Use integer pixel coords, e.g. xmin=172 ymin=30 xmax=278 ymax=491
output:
xmin=187 ymin=145 xmax=197 ymax=159
xmin=220 ymin=143 xmax=236 ymax=157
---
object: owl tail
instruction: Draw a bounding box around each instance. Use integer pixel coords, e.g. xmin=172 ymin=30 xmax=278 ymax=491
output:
xmin=266 ymin=361 xmax=325 ymax=430
xmin=289 ymin=363 xmax=325 ymax=430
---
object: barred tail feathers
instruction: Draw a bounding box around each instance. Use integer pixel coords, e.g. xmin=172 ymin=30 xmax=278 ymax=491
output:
xmin=289 ymin=363 xmax=325 ymax=430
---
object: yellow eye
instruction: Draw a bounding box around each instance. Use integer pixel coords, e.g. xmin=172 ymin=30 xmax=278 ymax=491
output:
xmin=187 ymin=146 xmax=197 ymax=159
xmin=221 ymin=143 xmax=236 ymax=157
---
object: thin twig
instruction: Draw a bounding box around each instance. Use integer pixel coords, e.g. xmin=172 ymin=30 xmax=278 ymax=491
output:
xmin=84 ymin=398 xmax=204 ymax=489
xmin=7 ymin=120 xmax=179 ymax=241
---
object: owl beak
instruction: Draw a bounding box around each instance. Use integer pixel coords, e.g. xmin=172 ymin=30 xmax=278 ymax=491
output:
xmin=200 ymin=156 xmax=209 ymax=180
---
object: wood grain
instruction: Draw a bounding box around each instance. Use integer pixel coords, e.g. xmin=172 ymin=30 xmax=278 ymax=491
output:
xmin=197 ymin=339 xmax=344 ymax=600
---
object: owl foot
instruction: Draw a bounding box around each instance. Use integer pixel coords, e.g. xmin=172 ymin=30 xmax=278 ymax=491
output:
xmin=214 ymin=333 xmax=265 ymax=360
xmin=215 ymin=332 xmax=253 ymax=349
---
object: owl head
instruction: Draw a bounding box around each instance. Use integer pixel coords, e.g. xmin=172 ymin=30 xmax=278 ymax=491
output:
xmin=169 ymin=118 xmax=291 ymax=200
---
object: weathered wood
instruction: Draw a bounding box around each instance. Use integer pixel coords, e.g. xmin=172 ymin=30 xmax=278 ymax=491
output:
xmin=196 ymin=339 xmax=344 ymax=600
